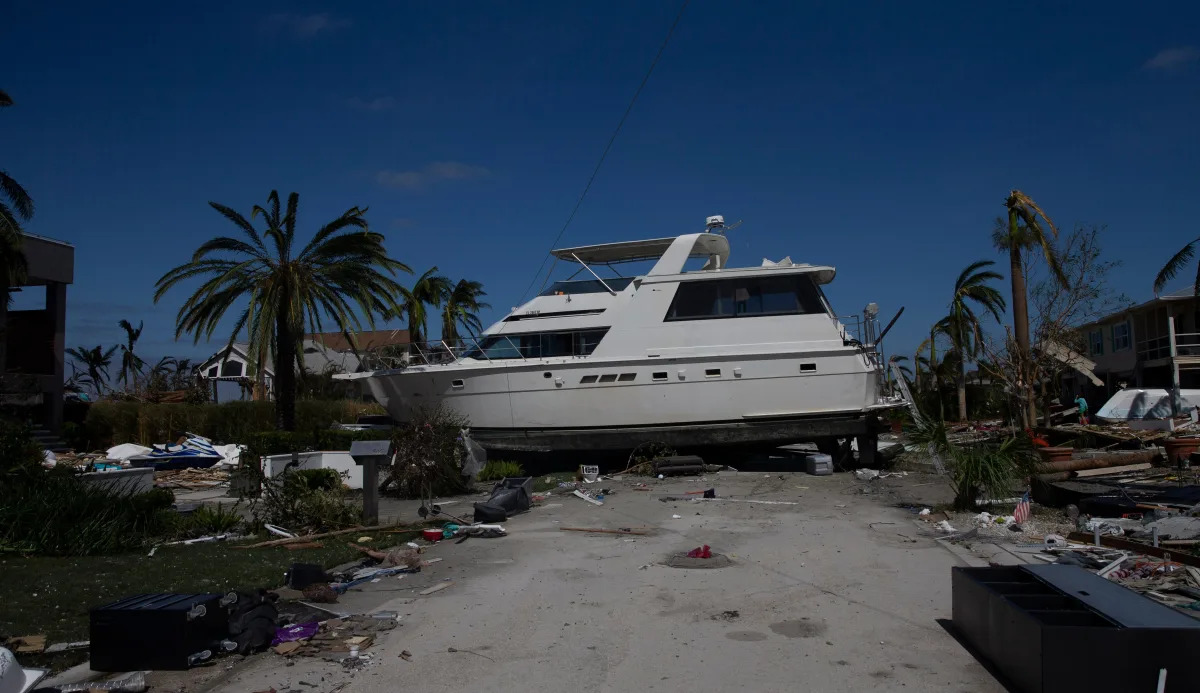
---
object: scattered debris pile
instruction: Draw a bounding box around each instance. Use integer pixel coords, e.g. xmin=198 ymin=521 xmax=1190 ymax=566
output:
xmin=270 ymin=614 xmax=398 ymax=659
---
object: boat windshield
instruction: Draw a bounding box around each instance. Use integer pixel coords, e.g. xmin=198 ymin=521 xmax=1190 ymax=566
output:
xmin=539 ymin=277 xmax=635 ymax=296
xmin=461 ymin=328 xmax=610 ymax=360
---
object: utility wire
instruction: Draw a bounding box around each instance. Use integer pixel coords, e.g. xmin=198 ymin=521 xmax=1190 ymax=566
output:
xmin=518 ymin=0 xmax=691 ymax=302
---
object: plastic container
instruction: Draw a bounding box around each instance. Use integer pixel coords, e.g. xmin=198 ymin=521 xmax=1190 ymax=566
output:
xmin=805 ymin=453 xmax=833 ymax=476
xmin=422 ymin=528 xmax=444 ymax=542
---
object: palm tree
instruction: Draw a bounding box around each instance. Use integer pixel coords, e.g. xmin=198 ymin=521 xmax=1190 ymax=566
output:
xmin=441 ymin=279 xmax=490 ymax=347
xmin=144 ymin=356 xmax=176 ymax=392
xmin=993 ymin=190 xmax=1068 ymax=427
xmin=941 ymin=261 xmax=1007 ymax=422
xmin=171 ymin=358 xmax=194 ymax=390
xmin=0 ymin=89 xmax=34 ymax=378
xmin=66 ymin=345 xmax=117 ymax=396
xmin=1153 ymin=238 xmax=1200 ymax=297
xmin=396 ymin=267 xmax=451 ymax=347
xmin=116 ymin=319 xmax=146 ymax=391
xmin=154 ymin=190 xmax=411 ymax=430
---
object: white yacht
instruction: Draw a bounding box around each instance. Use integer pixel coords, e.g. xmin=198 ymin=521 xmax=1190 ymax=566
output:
xmin=349 ymin=217 xmax=900 ymax=459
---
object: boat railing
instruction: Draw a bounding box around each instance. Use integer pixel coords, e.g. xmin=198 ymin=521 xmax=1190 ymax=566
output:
xmin=357 ymin=335 xmax=530 ymax=370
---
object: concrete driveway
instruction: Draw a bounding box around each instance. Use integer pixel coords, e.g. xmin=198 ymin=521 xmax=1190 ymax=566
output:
xmin=207 ymin=471 xmax=1004 ymax=693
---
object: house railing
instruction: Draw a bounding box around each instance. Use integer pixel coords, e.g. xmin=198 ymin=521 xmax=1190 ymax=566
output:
xmin=1136 ymin=331 xmax=1200 ymax=362
xmin=1137 ymin=335 xmax=1171 ymax=361
xmin=1177 ymin=332 xmax=1200 ymax=358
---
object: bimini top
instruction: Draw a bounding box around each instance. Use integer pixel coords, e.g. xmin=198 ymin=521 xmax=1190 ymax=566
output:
xmin=552 ymin=233 xmax=731 ymax=276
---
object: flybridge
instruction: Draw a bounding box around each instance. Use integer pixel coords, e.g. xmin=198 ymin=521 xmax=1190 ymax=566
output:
xmin=551 ymin=233 xmax=731 ymax=278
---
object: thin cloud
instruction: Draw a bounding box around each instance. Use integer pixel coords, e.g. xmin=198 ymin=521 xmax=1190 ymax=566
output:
xmin=265 ymin=12 xmax=351 ymax=39
xmin=348 ymin=96 xmax=397 ymax=112
xmin=376 ymin=162 xmax=491 ymax=191
xmin=1144 ymin=46 xmax=1199 ymax=70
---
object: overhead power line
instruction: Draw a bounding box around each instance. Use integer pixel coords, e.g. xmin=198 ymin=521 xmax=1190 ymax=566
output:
xmin=518 ymin=0 xmax=691 ymax=301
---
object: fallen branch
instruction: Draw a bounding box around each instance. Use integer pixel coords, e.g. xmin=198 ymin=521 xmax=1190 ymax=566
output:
xmin=235 ymin=524 xmax=413 ymax=549
xmin=559 ymin=527 xmax=650 ymax=535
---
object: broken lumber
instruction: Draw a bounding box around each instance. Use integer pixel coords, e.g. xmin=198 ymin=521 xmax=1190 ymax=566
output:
xmin=1040 ymin=450 xmax=1158 ymax=474
xmin=1067 ymin=532 xmax=1200 ymax=569
xmin=1072 ymin=462 xmax=1153 ymax=478
xmin=559 ymin=527 xmax=649 ymax=535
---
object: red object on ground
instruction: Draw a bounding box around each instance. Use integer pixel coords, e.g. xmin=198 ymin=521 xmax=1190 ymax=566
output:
xmin=686 ymin=545 xmax=712 ymax=559
xmin=422 ymin=528 xmax=443 ymax=542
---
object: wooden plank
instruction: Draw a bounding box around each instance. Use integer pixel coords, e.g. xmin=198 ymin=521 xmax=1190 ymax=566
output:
xmin=1073 ymin=463 xmax=1153 ymax=478
xmin=1067 ymin=532 xmax=1200 ymax=568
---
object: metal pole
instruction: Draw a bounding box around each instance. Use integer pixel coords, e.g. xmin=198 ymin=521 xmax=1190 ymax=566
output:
xmin=1169 ymin=315 xmax=1181 ymax=418
xmin=571 ymin=253 xmax=617 ymax=295
xmin=362 ymin=458 xmax=379 ymax=526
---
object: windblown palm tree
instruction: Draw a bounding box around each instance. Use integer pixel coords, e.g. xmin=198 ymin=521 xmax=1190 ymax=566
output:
xmin=441 ymin=279 xmax=490 ymax=347
xmin=171 ymin=358 xmax=194 ymax=390
xmin=396 ymin=267 xmax=451 ymax=346
xmin=154 ymin=190 xmax=411 ymax=430
xmin=993 ymin=190 xmax=1068 ymax=427
xmin=145 ymin=356 xmax=176 ymax=391
xmin=1153 ymin=237 xmax=1200 ymax=297
xmin=941 ymin=261 xmax=1007 ymax=422
xmin=116 ymin=319 xmax=146 ymax=390
xmin=0 ymin=89 xmax=34 ymax=376
xmin=66 ymin=345 xmax=117 ymax=396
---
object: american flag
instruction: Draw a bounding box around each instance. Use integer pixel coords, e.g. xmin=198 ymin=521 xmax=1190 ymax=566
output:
xmin=1013 ymin=491 xmax=1031 ymax=525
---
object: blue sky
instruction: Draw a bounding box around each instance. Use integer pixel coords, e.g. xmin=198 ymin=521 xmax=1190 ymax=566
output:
xmin=4 ymin=1 xmax=1199 ymax=368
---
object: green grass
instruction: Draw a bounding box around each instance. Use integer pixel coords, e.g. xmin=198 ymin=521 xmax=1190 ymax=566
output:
xmin=0 ymin=529 xmax=418 ymax=671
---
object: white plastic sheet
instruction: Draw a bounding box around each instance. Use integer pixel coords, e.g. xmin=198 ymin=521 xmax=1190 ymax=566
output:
xmin=459 ymin=428 xmax=486 ymax=479
xmin=105 ymin=443 xmax=153 ymax=460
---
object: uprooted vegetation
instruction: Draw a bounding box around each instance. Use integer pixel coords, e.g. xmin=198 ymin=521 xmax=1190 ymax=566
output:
xmin=382 ymin=404 xmax=473 ymax=499
xmin=907 ymin=416 xmax=1042 ymax=510
xmin=241 ymin=465 xmax=361 ymax=535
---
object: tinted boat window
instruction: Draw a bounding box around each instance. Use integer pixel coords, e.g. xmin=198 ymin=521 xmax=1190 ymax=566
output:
xmin=539 ymin=277 xmax=636 ymax=296
xmin=462 ymin=328 xmax=610 ymax=360
xmin=665 ymin=275 xmax=827 ymax=321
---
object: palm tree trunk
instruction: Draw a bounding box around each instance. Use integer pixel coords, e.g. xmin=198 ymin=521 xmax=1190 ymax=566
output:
xmin=1008 ymin=219 xmax=1035 ymax=428
xmin=275 ymin=312 xmax=297 ymax=431
xmin=0 ymin=288 xmax=8 ymax=386
xmin=931 ymin=333 xmax=943 ymax=420
xmin=958 ymin=359 xmax=968 ymax=422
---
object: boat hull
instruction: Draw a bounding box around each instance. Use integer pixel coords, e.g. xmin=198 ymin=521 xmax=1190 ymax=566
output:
xmin=363 ymin=350 xmax=886 ymax=451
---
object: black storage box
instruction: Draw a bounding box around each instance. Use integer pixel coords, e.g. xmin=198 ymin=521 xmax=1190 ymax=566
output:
xmin=90 ymin=593 xmax=228 ymax=671
xmin=952 ymin=564 xmax=1200 ymax=692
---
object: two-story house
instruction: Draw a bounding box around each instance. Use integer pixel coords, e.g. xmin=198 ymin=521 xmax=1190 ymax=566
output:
xmin=1061 ymin=285 xmax=1200 ymax=404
